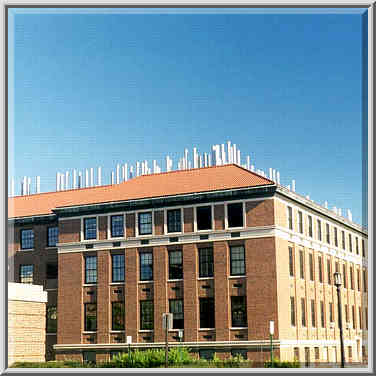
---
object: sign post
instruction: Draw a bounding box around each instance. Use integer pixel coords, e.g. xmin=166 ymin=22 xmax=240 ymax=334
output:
xmin=269 ymin=321 xmax=274 ymax=366
xmin=162 ymin=313 xmax=173 ymax=368
xmin=127 ymin=336 xmax=132 ymax=366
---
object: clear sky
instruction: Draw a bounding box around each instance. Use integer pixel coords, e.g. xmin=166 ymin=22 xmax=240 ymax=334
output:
xmin=8 ymin=8 xmax=367 ymax=227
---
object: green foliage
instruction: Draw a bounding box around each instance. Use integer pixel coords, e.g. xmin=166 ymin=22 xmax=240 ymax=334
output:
xmin=264 ymin=357 xmax=300 ymax=368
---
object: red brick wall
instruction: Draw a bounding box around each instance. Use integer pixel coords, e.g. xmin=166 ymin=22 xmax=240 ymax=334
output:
xmin=125 ymin=247 xmax=138 ymax=341
xmin=59 ymin=219 xmax=81 ymax=243
xmin=214 ymin=205 xmax=225 ymax=230
xmin=246 ymin=200 xmax=275 ymax=227
xmin=154 ymin=211 xmax=164 ymax=235
xmin=97 ymin=250 xmax=110 ymax=343
xmin=183 ymin=208 xmax=194 ymax=233
xmin=98 ymin=216 xmax=107 ymax=240
xmin=126 ymin=214 xmax=135 ymax=237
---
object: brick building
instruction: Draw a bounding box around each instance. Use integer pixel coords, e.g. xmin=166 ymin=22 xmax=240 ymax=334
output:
xmin=8 ymin=164 xmax=368 ymax=365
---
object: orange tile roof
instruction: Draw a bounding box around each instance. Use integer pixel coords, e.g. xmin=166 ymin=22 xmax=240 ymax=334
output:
xmin=8 ymin=164 xmax=274 ymax=219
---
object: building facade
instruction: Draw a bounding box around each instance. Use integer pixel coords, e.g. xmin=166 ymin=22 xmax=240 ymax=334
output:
xmin=8 ymin=164 xmax=368 ymax=365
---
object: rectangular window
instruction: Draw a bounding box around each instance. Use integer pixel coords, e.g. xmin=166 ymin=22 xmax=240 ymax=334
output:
xmin=349 ymin=234 xmax=352 ymax=252
xmin=46 ymin=263 xmax=58 ymax=279
xmin=140 ymin=252 xmax=153 ymax=281
xmin=334 ymin=227 xmax=338 ymax=247
xmin=288 ymin=206 xmax=293 ymax=230
xmin=140 ymin=300 xmax=153 ymax=330
xmin=199 ymin=298 xmax=215 ymax=328
xmin=348 ymin=347 xmax=352 ymax=359
xmin=84 ymin=218 xmax=97 ymax=240
xmin=326 ymin=223 xmax=330 ymax=244
xmin=47 ymin=227 xmax=59 ymax=247
xmin=298 ymin=211 xmax=303 ymax=234
xmin=299 ymin=250 xmax=304 ymax=279
xmin=315 ymin=347 xmax=320 ymax=361
xmin=289 ymin=247 xmax=294 ymax=277
xmin=294 ymin=347 xmax=299 ymax=361
xmin=343 ymin=264 xmax=347 ymax=289
xmin=342 ymin=230 xmax=346 ymax=250
xmin=138 ymin=212 xmax=152 ymax=235
xmin=352 ymin=306 xmax=356 ymax=329
xmin=112 ymin=254 xmax=125 ymax=282
xmin=301 ymin=298 xmax=306 ymax=327
xmin=355 ymin=237 xmax=359 ymax=255
xmin=318 ymin=256 xmax=323 ymax=283
xmin=350 ymin=266 xmax=354 ymax=290
xmin=311 ymin=300 xmax=316 ymax=328
xmin=290 ymin=297 xmax=296 ymax=326
xmin=231 ymin=296 xmax=247 ymax=327
xmin=230 ymin=245 xmax=245 ymax=276
xmin=362 ymin=239 xmax=365 ymax=257
xmin=111 ymin=215 xmax=124 ymax=238
xmin=335 ymin=261 xmax=339 ymax=273
xmin=308 ymin=215 xmax=313 ymax=237
xmin=83 ymin=351 xmax=96 ymax=364
xmin=169 ymin=250 xmax=183 ymax=280
xmin=199 ymin=248 xmax=214 ymax=278
xmin=227 ymin=202 xmax=244 ymax=228
xmin=320 ymin=301 xmax=325 ymax=328
xmin=20 ymin=264 xmax=33 ymax=284
xmin=167 ymin=209 xmax=182 ymax=233
xmin=365 ymin=307 xmax=368 ymax=329
xmin=345 ymin=304 xmax=349 ymax=322
xmin=169 ymin=299 xmax=184 ymax=329
xmin=231 ymin=349 xmax=248 ymax=360
xmin=359 ymin=307 xmax=362 ymax=330
xmin=329 ymin=302 xmax=334 ymax=323
xmin=46 ymin=306 xmax=57 ymax=333
xmin=327 ymin=259 xmax=331 ymax=285
xmin=317 ymin=219 xmax=322 ymax=241
xmin=197 ymin=206 xmax=212 ymax=231
xmin=363 ymin=270 xmax=367 ymax=292
xmin=85 ymin=256 xmax=97 ymax=284
xmin=84 ymin=303 xmax=97 ymax=331
xmin=21 ymin=229 xmax=34 ymax=249
xmin=309 ymin=254 xmax=314 ymax=281
xmin=112 ymin=302 xmax=125 ymax=330
xmin=357 ymin=269 xmax=361 ymax=291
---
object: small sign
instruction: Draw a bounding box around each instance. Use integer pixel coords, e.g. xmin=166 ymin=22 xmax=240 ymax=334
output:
xmin=162 ymin=313 xmax=173 ymax=330
xmin=269 ymin=321 xmax=274 ymax=335
xmin=127 ymin=336 xmax=132 ymax=344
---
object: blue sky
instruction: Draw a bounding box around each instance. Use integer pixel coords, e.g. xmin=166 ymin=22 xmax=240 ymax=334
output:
xmin=8 ymin=8 xmax=367 ymax=226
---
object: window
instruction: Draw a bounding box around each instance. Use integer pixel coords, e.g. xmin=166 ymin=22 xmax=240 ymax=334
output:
xmin=83 ymin=351 xmax=96 ymax=364
xmin=84 ymin=218 xmax=97 ymax=240
xmin=342 ymin=230 xmax=346 ymax=250
xmin=199 ymin=349 xmax=214 ymax=360
xmin=227 ymin=202 xmax=243 ymax=228
xmin=112 ymin=254 xmax=125 ymax=282
xmin=357 ymin=269 xmax=361 ymax=291
xmin=140 ymin=300 xmax=153 ymax=330
xmin=309 ymin=254 xmax=314 ymax=281
xmin=308 ymin=216 xmax=313 ymax=237
xmin=167 ymin=209 xmax=181 ymax=233
xmin=365 ymin=307 xmax=368 ymax=329
xmin=169 ymin=250 xmax=183 ymax=280
xmin=348 ymin=234 xmax=352 ymax=252
xmin=199 ymin=298 xmax=215 ymax=328
xmin=334 ymin=227 xmax=338 ymax=247
xmin=47 ymin=227 xmax=59 ymax=247
xmin=231 ymin=349 xmax=248 ymax=359
xmin=315 ymin=347 xmax=320 ymax=361
xmin=350 ymin=266 xmax=354 ymax=290
xmin=231 ymin=296 xmax=247 ymax=327
xmin=46 ymin=263 xmax=58 ymax=279
xmin=197 ymin=206 xmax=212 ymax=230
xmin=46 ymin=306 xmax=57 ymax=333
xmin=348 ymin=346 xmax=352 ymax=359
xmin=138 ymin=212 xmax=152 ymax=235
xmin=199 ymin=248 xmax=214 ymax=278
xmin=169 ymin=299 xmax=184 ymax=329
xmin=230 ymin=246 xmax=245 ymax=276
xmin=359 ymin=307 xmax=362 ymax=330
xmin=21 ymin=229 xmax=34 ymax=249
xmin=329 ymin=302 xmax=334 ymax=323
xmin=335 ymin=261 xmax=339 ymax=273
xmin=289 ymin=247 xmax=294 ymax=277
xmin=326 ymin=223 xmax=330 ymax=244
xmin=301 ymin=298 xmax=306 ymax=327
xmin=85 ymin=256 xmax=97 ymax=284
xmin=320 ymin=301 xmax=325 ymax=328
xmin=298 ymin=211 xmax=303 ymax=234
xmin=355 ymin=237 xmax=359 ymax=255
xmin=112 ymin=302 xmax=125 ymax=330
xmin=311 ymin=300 xmax=316 ymax=328
xmin=288 ymin=206 xmax=293 ymax=230
xmin=345 ymin=304 xmax=349 ymax=322
xmin=84 ymin=303 xmax=97 ymax=331
xmin=317 ymin=219 xmax=322 ymax=241
xmin=342 ymin=264 xmax=347 ymax=289
xmin=352 ymin=306 xmax=356 ymax=329
xmin=318 ymin=256 xmax=323 ymax=283
xmin=362 ymin=239 xmax=365 ymax=257
xmin=363 ymin=270 xmax=367 ymax=292
xmin=111 ymin=215 xmax=124 ymax=238
xmin=290 ymin=297 xmax=296 ymax=326
xmin=140 ymin=252 xmax=153 ymax=281
xmin=19 ymin=264 xmax=33 ymax=284
xmin=299 ymin=250 xmax=304 ymax=279
xmin=294 ymin=347 xmax=299 ymax=361
xmin=327 ymin=260 xmax=331 ymax=285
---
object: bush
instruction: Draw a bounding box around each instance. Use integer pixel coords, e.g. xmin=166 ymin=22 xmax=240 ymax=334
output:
xmin=264 ymin=357 xmax=300 ymax=368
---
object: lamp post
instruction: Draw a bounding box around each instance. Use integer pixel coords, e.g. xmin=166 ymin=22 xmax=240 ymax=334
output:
xmin=334 ymin=272 xmax=345 ymax=368
xmin=269 ymin=321 xmax=274 ymax=366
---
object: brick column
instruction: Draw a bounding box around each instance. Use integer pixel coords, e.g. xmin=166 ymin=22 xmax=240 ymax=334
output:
xmin=183 ymin=243 xmax=198 ymax=342
xmin=97 ymin=251 xmax=110 ymax=343
xmin=153 ymin=246 xmax=168 ymax=342
xmin=214 ymin=241 xmax=230 ymax=341
xmin=125 ymin=248 xmax=138 ymax=342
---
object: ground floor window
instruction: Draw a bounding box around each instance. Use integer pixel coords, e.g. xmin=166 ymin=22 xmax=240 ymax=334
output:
xmin=199 ymin=349 xmax=214 ymax=360
xmin=46 ymin=306 xmax=57 ymax=333
xmin=199 ymin=298 xmax=215 ymax=328
xmin=83 ymin=351 xmax=96 ymax=364
xmin=140 ymin=300 xmax=154 ymax=330
xmin=231 ymin=296 xmax=247 ymax=327
xmin=231 ymin=349 xmax=247 ymax=359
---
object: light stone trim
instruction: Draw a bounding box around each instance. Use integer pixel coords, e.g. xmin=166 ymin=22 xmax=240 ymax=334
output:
xmin=8 ymin=282 xmax=47 ymax=303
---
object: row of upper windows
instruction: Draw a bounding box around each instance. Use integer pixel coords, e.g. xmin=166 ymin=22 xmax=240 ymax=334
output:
xmin=288 ymin=247 xmax=368 ymax=292
xmin=20 ymin=227 xmax=58 ymax=250
xmin=82 ymin=202 xmax=244 ymax=240
xmin=84 ymin=245 xmax=246 ymax=284
xmin=287 ymin=206 xmax=366 ymax=257
xmin=84 ymin=296 xmax=248 ymax=332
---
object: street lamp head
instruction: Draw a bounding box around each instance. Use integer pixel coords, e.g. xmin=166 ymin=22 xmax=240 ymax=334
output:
xmin=334 ymin=272 xmax=342 ymax=287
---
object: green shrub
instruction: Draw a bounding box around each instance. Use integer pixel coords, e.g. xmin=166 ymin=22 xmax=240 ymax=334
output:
xmin=264 ymin=357 xmax=300 ymax=368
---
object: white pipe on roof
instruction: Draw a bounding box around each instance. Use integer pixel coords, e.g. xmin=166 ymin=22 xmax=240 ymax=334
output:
xmin=78 ymin=171 xmax=82 ymax=189
xmin=98 ymin=167 xmax=102 ymax=186
xmin=73 ymin=169 xmax=77 ymax=189
xmin=251 ymin=165 xmax=255 ymax=172
xmin=111 ymin=171 xmax=114 ymax=185
xmin=56 ymin=173 xmax=60 ymax=192
xmin=237 ymin=150 xmax=240 ymax=165
xmin=85 ymin=169 xmax=89 ymax=188
xmin=221 ymin=143 xmax=226 ymax=165
xmin=246 ymin=156 xmax=250 ymax=170
xmin=129 ymin=166 xmax=134 ymax=179
xmin=65 ymin=171 xmax=69 ymax=189
xmin=277 ymin=171 xmax=280 ymax=184
xmin=60 ymin=174 xmax=64 ymax=191
xmin=292 ymin=180 xmax=296 ymax=192
xmin=269 ymin=168 xmax=273 ymax=180
xmin=136 ymin=162 xmax=140 ymax=177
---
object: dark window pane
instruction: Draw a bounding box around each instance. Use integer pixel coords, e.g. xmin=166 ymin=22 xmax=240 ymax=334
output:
xmin=47 ymin=306 xmax=57 ymax=333
xmin=84 ymin=218 xmax=97 ymax=240
xmin=228 ymin=203 xmax=243 ymax=228
xmin=20 ymin=264 xmax=33 ymax=284
xmin=85 ymin=303 xmax=97 ymax=331
xmin=197 ymin=206 xmax=212 ymax=230
xmin=111 ymin=215 xmax=124 ymax=238
xmin=140 ymin=300 xmax=153 ymax=330
xmin=231 ymin=296 xmax=247 ymax=327
xmin=140 ymin=252 xmax=153 ymax=281
xmin=169 ymin=250 xmax=183 ymax=280
xmin=112 ymin=254 xmax=125 ymax=282
xmin=21 ymin=229 xmax=34 ymax=249
xmin=199 ymin=298 xmax=215 ymax=328
xmin=112 ymin=302 xmax=125 ymax=330
xmin=46 ymin=263 xmax=58 ymax=279
xmin=139 ymin=212 xmax=152 ymax=235
xmin=230 ymin=246 xmax=245 ymax=276
xmin=85 ymin=256 xmax=97 ymax=284
xmin=169 ymin=299 xmax=184 ymax=329
xmin=199 ymin=248 xmax=214 ymax=278
xmin=290 ymin=297 xmax=296 ymax=326
xmin=47 ymin=227 xmax=59 ymax=247
xmin=167 ymin=209 xmax=181 ymax=233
